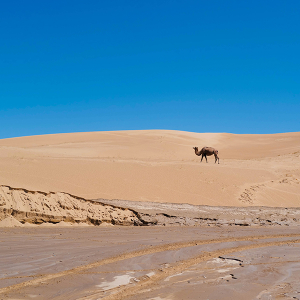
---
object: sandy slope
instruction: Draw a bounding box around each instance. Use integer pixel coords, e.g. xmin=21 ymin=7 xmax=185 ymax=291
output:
xmin=0 ymin=130 xmax=299 ymax=207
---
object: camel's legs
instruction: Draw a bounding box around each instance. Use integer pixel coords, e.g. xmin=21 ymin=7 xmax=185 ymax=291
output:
xmin=205 ymin=155 xmax=208 ymax=163
xmin=214 ymin=154 xmax=219 ymax=164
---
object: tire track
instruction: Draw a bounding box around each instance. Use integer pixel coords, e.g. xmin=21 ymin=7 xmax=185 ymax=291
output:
xmin=101 ymin=238 xmax=300 ymax=300
xmin=0 ymin=233 xmax=300 ymax=296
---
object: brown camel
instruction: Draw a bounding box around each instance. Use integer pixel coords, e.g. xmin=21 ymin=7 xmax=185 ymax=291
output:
xmin=193 ymin=146 xmax=220 ymax=164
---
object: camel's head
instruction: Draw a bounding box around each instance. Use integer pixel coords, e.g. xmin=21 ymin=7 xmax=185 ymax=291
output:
xmin=193 ymin=147 xmax=198 ymax=151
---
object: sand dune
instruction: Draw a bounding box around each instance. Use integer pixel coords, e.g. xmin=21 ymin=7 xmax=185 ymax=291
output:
xmin=0 ymin=130 xmax=299 ymax=207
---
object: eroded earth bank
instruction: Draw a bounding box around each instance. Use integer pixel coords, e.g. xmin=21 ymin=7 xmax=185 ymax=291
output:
xmin=1 ymin=185 xmax=300 ymax=227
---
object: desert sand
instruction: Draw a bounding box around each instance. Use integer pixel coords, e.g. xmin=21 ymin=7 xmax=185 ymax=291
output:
xmin=0 ymin=130 xmax=299 ymax=207
xmin=0 ymin=130 xmax=300 ymax=299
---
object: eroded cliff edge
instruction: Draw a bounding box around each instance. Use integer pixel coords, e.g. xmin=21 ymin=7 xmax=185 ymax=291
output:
xmin=0 ymin=185 xmax=143 ymax=226
xmin=1 ymin=185 xmax=300 ymax=227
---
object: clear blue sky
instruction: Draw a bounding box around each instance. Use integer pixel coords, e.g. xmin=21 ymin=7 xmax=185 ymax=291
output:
xmin=1 ymin=0 xmax=299 ymax=138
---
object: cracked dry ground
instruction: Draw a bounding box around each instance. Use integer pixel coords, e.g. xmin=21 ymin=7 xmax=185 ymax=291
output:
xmin=1 ymin=227 xmax=300 ymax=300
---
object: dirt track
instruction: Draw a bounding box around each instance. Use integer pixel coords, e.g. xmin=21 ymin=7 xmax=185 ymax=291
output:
xmin=1 ymin=227 xmax=300 ymax=299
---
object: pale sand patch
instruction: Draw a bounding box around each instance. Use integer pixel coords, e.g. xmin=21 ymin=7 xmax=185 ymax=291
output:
xmin=23 ymin=222 xmax=37 ymax=227
xmin=39 ymin=222 xmax=55 ymax=227
xmin=0 ymin=215 xmax=23 ymax=227
xmin=97 ymin=274 xmax=135 ymax=291
xmin=99 ymin=222 xmax=114 ymax=227
xmin=54 ymin=221 xmax=73 ymax=227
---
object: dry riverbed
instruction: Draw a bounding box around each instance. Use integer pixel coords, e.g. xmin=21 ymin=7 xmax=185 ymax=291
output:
xmin=1 ymin=226 xmax=300 ymax=300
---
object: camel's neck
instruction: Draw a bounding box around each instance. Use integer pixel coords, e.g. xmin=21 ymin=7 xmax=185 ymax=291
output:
xmin=194 ymin=149 xmax=201 ymax=156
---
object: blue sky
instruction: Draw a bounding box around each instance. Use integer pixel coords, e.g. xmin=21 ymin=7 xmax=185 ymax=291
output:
xmin=1 ymin=0 xmax=299 ymax=138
